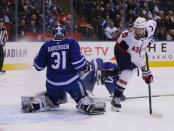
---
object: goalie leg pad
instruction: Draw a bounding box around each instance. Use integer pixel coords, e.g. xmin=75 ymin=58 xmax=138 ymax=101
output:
xmin=77 ymin=96 xmax=106 ymax=115
xmin=21 ymin=93 xmax=55 ymax=113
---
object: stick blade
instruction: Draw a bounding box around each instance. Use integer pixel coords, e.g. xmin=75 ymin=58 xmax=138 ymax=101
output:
xmin=151 ymin=112 xmax=163 ymax=118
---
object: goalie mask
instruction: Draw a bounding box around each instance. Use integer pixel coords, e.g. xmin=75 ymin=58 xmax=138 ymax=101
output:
xmin=133 ymin=17 xmax=146 ymax=38
xmin=53 ymin=24 xmax=66 ymax=40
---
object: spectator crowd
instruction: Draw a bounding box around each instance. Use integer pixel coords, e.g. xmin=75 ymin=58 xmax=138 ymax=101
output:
xmin=0 ymin=0 xmax=174 ymax=41
xmin=0 ymin=0 xmax=72 ymax=41
xmin=73 ymin=0 xmax=174 ymax=41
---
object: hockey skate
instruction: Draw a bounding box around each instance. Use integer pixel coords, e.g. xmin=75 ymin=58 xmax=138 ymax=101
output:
xmin=109 ymin=93 xmax=126 ymax=102
xmin=0 ymin=70 xmax=6 ymax=74
xmin=111 ymin=97 xmax=121 ymax=112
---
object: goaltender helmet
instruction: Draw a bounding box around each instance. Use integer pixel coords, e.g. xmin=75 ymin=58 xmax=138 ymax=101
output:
xmin=52 ymin=24 xmax=66 ymax=40
xmin=133 ymin=17 xmax=146 ymax=29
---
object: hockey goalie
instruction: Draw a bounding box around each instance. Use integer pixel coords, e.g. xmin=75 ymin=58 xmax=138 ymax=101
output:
xmin=21 ymin=24 xmax=106 ymax=115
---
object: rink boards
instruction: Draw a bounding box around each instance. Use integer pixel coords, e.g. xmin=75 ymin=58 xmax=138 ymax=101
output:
xmin=3 ymin=41 xmax=174 ymax=70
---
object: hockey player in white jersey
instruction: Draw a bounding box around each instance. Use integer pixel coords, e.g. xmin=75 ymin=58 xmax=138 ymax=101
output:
xmin=111 ymin=17 xmax=156 ymax=111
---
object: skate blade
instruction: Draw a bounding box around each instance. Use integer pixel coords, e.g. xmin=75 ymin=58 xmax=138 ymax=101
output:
xmin=0 ymin=72 xmax=5 ymax=75
xmin=111 ymin=106 xmax=120 ymax=112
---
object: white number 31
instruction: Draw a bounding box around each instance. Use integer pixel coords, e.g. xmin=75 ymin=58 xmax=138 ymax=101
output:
xmin=51 ymin=51 xmax=66 ymax=69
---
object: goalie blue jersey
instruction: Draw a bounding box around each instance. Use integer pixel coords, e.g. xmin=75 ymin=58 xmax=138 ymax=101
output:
xmin=34 ymin=39 xmax=86 ymax=86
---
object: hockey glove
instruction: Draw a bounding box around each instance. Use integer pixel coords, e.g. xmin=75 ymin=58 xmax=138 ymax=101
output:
xmin=81 ymin=64 xmax=90 ymax=74
xmin=141 ymin=66 xmax=153 ymax=84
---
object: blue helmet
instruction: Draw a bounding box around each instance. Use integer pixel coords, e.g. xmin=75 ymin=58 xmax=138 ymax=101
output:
xmin=52 ymin=24 xmax=66 ymax=39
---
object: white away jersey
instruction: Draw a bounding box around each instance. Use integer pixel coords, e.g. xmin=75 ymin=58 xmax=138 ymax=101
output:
xmin=116 ymin=20 xmax=157 ymax=68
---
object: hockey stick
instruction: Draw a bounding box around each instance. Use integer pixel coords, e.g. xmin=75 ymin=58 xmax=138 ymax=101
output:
xmin=145 ymin=51 xmax=152 ymax=115
xmin=106 ymin=93 xmax=174 ymax=101
xmin=145 ymin=52 xmax=162 ymax=118
xmin=127 ymin=93 xmax=174 ymax=100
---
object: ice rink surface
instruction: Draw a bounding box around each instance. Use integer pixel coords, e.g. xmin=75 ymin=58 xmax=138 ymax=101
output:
xmin=0 ymin=67 xmax=174 ymax=131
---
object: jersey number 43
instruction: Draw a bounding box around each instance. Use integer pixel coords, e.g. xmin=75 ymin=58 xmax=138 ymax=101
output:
xmin=132 ymin=46 xmax=140 ymax=53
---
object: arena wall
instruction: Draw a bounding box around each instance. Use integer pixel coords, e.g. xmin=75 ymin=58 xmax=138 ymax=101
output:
xmin=3 ymin=41 xmax=174 ymax=70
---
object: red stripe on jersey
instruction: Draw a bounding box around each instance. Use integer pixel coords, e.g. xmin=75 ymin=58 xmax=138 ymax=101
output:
xmin=118 ymin=79 xmax=128 ymax=85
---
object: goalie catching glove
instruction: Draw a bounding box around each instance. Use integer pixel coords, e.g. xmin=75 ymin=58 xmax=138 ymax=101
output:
xmin=141 ymin=66 xmax=153 ymax=84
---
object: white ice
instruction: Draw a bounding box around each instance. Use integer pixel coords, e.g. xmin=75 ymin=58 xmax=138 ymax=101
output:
xmin=0 ymin=67 xmax=174 ymax=131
